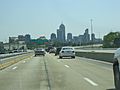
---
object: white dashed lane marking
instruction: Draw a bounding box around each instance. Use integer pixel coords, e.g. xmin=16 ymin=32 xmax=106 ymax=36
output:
xmin=23 ymin=61 xmax=26 ymax=63
xmin=64 ymin=65 xmax=70 ymax=68
xmin=84 ymin=77 xmax=98 ymax=86
xmin=12 ymin=66 xmax=17 ymax=70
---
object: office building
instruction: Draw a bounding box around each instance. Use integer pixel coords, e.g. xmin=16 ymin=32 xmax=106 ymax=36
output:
xmin=78 ymin=35 xmax=84 ymax=44
xmin=73 ymin=36 xmax=80 ymax=44
xmin=83 ymin=28 xmax=90 ymax=43
xmin=91 ymin=33 xmax=95 ymax=42
xmin=18 ymin=35 xmax=25 ymax=41
xmin=50 ymin=33 xmax=56 ymax=41
xmin=9 ymin=37 xmax=18 ymax=43
xmin=25 ymin=34 xmax=31 ymax=43
xmin=67 ymin=33 xmax=72 ymax=42
xmin=57 ymin=23 xmax=66 ymax=42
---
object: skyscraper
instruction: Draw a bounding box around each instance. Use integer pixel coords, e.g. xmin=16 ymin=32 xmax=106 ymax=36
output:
xmin=50 ymin=33 xmax=56 ymax=41
xmin=73 ymin=36 xmax=80 ymax=44
xmin=25 ymin=34 xmax=31 ymax=43
xmin=57 ymin=23 xmax=66 ymax=42
xmin=91 ymin=33 xmax=95 ymax=42
xmin=67 ymin=33 xmax=72 ymax=42
xmin=79 ymin=35 xmax=84 ymax=44
xmin=0 ymin=42 xmax=4 ymax=53
xmin=18 ymin=35 xmax=25 ymax=41
xmin=83 ymin=28 xmax=90 ymax=43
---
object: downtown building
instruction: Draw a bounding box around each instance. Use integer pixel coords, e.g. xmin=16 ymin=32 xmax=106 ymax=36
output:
xmin=91 ymin=33 xmax=102 ymax=44
xmin=73 ymin=28 xmax=90 ymax=45
xmin=0 ymin=42 xmax=4 ymax=53
xmin=50 ymin=33 xmax=57 ymax=42
xmin=57 ymin=24 xmax=66 ymax=43
xmin=83 ymin=28 xmax=90 ymax=44
xmin=67 ymin=33 xmax=72 ymax=42
xmin=18 ymin=34 xmax=31 ymax=44
xmin=25 ymin=34 xmax=31 ymax=44
xmin=4 ymin=34 xmax=31 ymax=50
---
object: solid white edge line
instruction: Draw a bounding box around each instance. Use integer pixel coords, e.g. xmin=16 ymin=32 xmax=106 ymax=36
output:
xmin=84 ymin=77 xmax=98 ymax=86
xmin=64 ymin=65 xmax=70 ymax=68
xmin=12 ymin=66 xmax=17 ymax=70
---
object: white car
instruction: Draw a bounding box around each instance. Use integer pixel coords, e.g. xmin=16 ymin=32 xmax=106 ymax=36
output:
xmin=59 ymin=47 xmax=75 ymax=59
xmin=113 ymin=48 xmax=120 ymax=89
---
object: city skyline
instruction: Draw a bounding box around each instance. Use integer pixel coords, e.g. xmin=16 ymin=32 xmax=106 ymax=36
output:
xmin=0 ymin=22 xmax=107 ymax=44
xmin=0 ymin=0 xmax=120 ymax=42
xmin=50 ymin=23 xmax=102 ymax=45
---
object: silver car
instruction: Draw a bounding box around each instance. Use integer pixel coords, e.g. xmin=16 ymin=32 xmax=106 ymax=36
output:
xmin=59 ymin=47 xmax=75 ymax=59
xmin=34 ymin=48 xmax=45 ymax=56
xmin=113 ymin=48 xmax=120 ymax=89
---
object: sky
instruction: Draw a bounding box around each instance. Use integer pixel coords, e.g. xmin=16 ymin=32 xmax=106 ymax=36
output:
xmin=0 ymin=0 xmax=120 ymax=42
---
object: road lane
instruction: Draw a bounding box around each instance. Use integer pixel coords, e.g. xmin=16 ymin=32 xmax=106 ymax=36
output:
xmin=0 ymin=56 xmax=48 ymax=90
xmin=46 ymin=54 xmax=95 ymax=90
xmin=46 ymin=54 xmax=115 ymax=90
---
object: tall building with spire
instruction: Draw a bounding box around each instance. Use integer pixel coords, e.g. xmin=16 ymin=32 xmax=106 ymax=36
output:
xmin=57 ymin=23 xmax=66 ymax=43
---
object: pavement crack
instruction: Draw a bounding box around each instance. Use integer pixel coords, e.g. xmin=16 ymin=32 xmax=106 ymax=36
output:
xmin=43 ymin=57 xmax=51 ymax=90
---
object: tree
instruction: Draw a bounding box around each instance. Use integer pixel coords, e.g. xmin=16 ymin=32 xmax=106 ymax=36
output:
xmin=103 ymin=32 xmax=120 ymax=48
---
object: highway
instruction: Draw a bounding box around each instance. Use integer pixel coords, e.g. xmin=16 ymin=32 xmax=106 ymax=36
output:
xmin=0 ymin=53 xmax=115 ymax=90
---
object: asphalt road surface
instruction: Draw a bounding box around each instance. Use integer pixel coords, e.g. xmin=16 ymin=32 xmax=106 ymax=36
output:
xmin=0 ymin=53 xmax=115 ymax=90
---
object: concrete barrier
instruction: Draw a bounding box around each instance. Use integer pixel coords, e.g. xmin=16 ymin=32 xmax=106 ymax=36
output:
xmin=0 ymin=52 xmax=34 ymax=70
xmin=75 ymin=51 xmax=114 ymax=63
xmin=0 ymin=51 xmax=33 ymax=59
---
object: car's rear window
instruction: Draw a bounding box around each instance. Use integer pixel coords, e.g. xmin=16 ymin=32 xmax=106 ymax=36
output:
xmin=36 ymin=48 xmax=43 ymax=50
xmin=62 ymin=48 xmax=73 ymax=50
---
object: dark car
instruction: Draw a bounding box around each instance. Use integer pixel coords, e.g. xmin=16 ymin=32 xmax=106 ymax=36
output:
xmin=46 ymin=46 xmax=54 ymax=52
xmin=55 ymin=47 xmax=61 ymax=56
xmin=34 ymin=48 xmax=45 ymax=56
